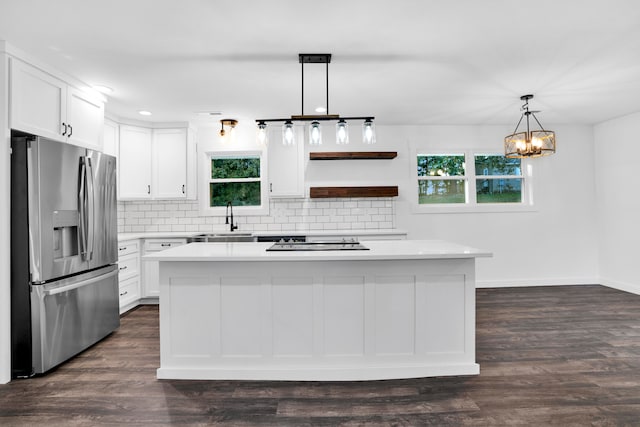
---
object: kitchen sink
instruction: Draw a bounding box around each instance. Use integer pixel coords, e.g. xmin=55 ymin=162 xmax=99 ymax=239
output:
xmin=266 ymin=240 xmax=369 ymax=251
xmin=187 ymin=233 xmax=255 ymax=243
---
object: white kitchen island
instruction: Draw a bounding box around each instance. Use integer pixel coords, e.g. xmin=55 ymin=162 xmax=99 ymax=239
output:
xmin=145 ymin=240 xmax=491 ymax=381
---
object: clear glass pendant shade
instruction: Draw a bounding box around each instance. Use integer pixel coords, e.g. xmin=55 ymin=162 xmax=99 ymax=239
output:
xmin=282 ymin=121 xmax=295 ymax=145
xmin=362 ymin=119 xmax=376 ymax=144
xmin=309 ymin=121 xmax=322 ymax=145
xmin=256 ymin=122 xmax=268 ymax=145
xmin=336 ymin=120 xmax=349 ymax=144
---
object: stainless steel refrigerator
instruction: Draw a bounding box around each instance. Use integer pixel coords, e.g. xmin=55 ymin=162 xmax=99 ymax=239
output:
xmin=10 ymin=134 xmax=120 ymax=377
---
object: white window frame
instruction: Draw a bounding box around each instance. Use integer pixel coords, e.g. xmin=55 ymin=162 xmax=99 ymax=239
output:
xmin=199 ymin=150 xmax=269 ymax=216
xmin=412 ymin=149 xmax=535 ymax=214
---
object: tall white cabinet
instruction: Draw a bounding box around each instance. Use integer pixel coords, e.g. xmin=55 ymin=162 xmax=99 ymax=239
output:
xmin=10 ymin=58 xmax=104 ymax=150
xmin=152 ymin=128 xmax=188 ymax=198
xmin=117 ymin=124 xmax=196 ymax=200
xmin=267 ymin=127 xmax=305 ymax=198
xmin=119 ymin=125 xmax=153 ymax=199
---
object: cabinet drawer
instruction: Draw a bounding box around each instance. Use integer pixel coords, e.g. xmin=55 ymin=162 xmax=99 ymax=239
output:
xmin=118 ymin=240 xmax=140 ymax=257
xmin=118 ymin=253 xmax=139 ymax=280
xmin=144 ymin=239 xmax=186 ymax=252
xmin=119 ymin=276 xmax=140 ymax=308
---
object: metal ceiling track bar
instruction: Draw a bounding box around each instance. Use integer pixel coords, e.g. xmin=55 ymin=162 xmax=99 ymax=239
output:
xmin=255 ymin=53 xmax=375 ymax=123
xmin=256 ymin=116 xmax=375 ymax=122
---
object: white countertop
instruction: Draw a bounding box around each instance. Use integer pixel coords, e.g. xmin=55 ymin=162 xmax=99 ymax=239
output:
xmin=143 ymin=240 xmax=491 ymax=262
xmin=118 ymin=229 xmax=407 ymax=241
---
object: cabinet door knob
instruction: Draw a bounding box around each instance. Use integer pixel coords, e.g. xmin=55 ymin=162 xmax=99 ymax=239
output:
xmin=62 ymin=122 xmax=67 ymax=136
xmin=68 ymin=124 xmax=73 ymax=138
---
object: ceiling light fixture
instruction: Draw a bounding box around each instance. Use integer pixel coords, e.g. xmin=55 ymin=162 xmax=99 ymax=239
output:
xmin=219 ymin=119 xmax=238 ymax=137
xmin=138 ymin=110 xmax=152 ymax=116
xmin=256 ymin=53 xmax=375 ymax=145
xmin=504 ymin=95 xmax=556 ymax=158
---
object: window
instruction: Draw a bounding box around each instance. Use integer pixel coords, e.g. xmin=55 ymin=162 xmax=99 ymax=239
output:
xmin=415 ymin=151 xmax=530 ymax=212
xmin=200 ymin=151 xmax=268 ymax=215
xmin=474 ymin=155 xmax=522 ymax=204
xmin=417 ymin=154 xmax=466 ymax=204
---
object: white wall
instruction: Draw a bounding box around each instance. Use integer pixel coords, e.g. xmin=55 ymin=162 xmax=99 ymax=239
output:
xmin=0 ymin=46 xmax=12 ymax=384
xmin=594 ymin=112 xmax=640 ymax=294
xmin=307 ymin=123 xmax=599 ymax=287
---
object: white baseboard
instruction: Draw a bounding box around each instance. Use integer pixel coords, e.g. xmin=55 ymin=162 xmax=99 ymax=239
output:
xmin=476 ymin=277 xmax=599 ymax=288
xmin=599 ymin=277 xmax=640 ymax=296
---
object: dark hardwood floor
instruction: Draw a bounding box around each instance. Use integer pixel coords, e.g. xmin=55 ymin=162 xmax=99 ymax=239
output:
xmin=2 ymin=285 xmax=640 ymax=426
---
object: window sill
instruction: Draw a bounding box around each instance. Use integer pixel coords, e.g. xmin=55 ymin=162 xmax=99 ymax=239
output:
xmin=412 ymin=203 xmax=537 ymax=214
xmin=198 ymin=205 xmax=270 ymax=217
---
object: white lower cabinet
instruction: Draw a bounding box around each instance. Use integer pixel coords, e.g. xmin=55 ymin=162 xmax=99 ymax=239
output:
xmin=142 ymin=238 xmax=187 ymax=298
xmin=117 ymin=239 xmax=141 ymax=313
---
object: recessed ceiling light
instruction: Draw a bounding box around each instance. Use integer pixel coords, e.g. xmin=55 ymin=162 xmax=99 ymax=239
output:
xmin=138 ymin=110 xmax=152 ymax=116
xmin=196 ymin=111 xmax=222 ymax=116
xmin=315 ymin=106 xmax=327 ymax=113
xmin=93 ymin=85 xmax=113 ymax=94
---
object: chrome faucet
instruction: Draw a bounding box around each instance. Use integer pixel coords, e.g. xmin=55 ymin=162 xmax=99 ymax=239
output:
xmin=225 ymin=201 xmax=238 ymax=232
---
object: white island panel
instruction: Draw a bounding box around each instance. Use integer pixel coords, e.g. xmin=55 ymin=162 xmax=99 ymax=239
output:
xmin=154 ymin=241 xmax=487 ymax=381
xmin=374 ymin=276 xmax=416 ymax=356
xmin=272 ymin=277 xmax=314 ymax=356
xmin=323 ymin=276 xmax=365 ymax=357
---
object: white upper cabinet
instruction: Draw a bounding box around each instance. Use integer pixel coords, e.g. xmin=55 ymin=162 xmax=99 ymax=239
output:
xmin=268 ymin=127 xmax=305 ymax=198
xmin=103 ymin=119 xmax=119 ymax=157
xmin=152 ymin=128 xmax=187 ymax=198
xmin=9 ymin=58 xmax=104 ymax=150
xmin=119 ymin=125 xmax=152 ymax=199
xmin=117 ymin=124 xmax=195 ymax=201
xmin=66 ymin=86 xmax=104 ymax=150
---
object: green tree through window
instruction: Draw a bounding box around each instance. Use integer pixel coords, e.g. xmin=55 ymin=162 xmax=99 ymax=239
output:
xmin=209 ymin=156 xmax=262 ymax=207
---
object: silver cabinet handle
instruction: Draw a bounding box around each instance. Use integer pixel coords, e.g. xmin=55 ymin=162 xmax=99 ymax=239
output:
xmin=68 ymin=124 xmax=73 ymax=137
xmin=270 ymin=183 xmax=273 ymax=192
xmin=120 ymin=290 xmax=128 ymax=297
xmin=119 ymin=265 xmax=128 ymax=271
xmin=62 ymin=122 xmax=67 ymax=136
xmin=147 ymin=185 xmax=151 ymax=194
xmin=118 ymin=246 xmax=127 ymax=251
xmin=182 ymin=184 xmax=185 ymax=194
xmin=161 ymin=243 xmax=171 ymax=247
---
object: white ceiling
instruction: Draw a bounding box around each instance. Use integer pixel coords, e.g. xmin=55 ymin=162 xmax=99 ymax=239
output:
xmin=2 ymin=0 xmax=640 ymax=126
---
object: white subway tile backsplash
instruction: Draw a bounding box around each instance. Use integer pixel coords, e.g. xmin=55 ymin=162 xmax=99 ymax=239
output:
xmin=118 ymin=197 xmax=396 ymax=234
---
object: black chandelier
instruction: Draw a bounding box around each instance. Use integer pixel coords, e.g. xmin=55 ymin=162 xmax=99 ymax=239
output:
xmin=504 ymin=94 xmax=556 ymax=158
xmin=256 ymin=54 xmax=375 ymax=146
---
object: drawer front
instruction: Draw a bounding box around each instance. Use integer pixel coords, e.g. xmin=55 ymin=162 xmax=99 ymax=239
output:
xmin=118 ymin=253 xmax=139 ymax=280
xmin=118 ymin=240 xmax=140 ymax=257
xmin=119 ymin=276 xmax=140 ymax=308
xmin=144 ymin=239 xmax=187 ymax=252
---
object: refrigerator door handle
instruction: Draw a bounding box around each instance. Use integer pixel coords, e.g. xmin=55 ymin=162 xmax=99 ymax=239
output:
xmin=78 ymin=157 xmax=89 ymax=261
xmin=41 ymin=268 xmax=118 ymax=296
xmin=86 ymin=157 xmax=95 ymax=261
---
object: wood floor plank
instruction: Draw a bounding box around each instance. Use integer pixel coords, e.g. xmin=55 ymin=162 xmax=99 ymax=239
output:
xmin=2 ymin=285 xmax=640 ymax=425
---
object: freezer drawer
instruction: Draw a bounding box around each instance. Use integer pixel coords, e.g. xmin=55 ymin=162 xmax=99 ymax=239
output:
xmin=30 ymin=266 xmax=120 ymax=374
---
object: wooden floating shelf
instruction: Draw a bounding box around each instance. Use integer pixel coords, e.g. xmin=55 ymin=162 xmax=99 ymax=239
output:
xmin=309 ymin=151 xmax=397 ymax=160
xmin=310 ymin=186 xmax=399 ymax=198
